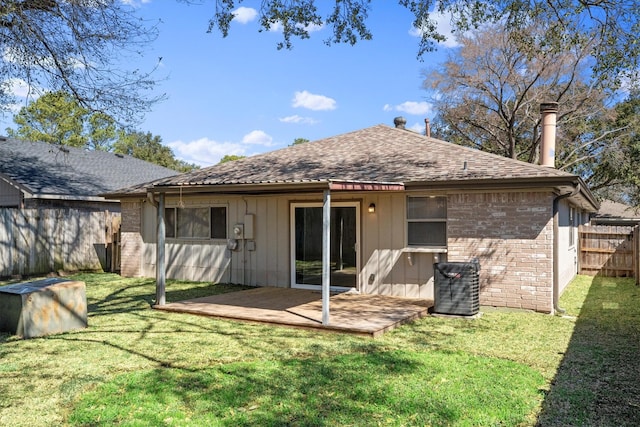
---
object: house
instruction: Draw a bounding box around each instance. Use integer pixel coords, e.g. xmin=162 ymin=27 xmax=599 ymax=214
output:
xmin=106 ymin=106 xmax=598 ymax=314
xmin=0 ymin=137 xmax=178 ymax=210
xmin=0 ymin=137 xmax=179 ymax=277
xmin=590 ymin=200 xmax=640 ymax=226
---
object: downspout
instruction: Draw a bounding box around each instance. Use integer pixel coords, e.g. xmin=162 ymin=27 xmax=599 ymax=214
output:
xmin=552 ymin=184 xmax=580 ymax=315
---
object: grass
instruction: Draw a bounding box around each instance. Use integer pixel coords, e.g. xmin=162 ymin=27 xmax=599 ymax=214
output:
xmin=0 ymin=273 xmax=638 ymax=426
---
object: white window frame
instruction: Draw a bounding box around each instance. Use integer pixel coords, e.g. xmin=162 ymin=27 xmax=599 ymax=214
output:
xmin=289 ymin=201 xmax=361 ymax=291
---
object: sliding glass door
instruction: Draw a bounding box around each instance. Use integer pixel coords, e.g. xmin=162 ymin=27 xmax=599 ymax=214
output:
xmin=290 ymin=202 xmax=359 ymax=290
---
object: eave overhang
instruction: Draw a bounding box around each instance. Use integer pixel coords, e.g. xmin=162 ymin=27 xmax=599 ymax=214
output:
xmin=108 ymin=176 xmax=599 ymax=212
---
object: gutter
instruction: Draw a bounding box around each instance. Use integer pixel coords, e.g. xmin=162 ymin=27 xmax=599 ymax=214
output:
xmin=552 ymin=184 xmax=581 ymax=315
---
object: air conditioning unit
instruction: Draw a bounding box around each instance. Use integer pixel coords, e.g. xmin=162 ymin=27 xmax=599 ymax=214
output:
xmin=433 ymin=262 xmax=480 ymax=316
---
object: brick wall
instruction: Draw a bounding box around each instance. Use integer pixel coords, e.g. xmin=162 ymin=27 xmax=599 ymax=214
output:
xmin=120 ymin=200 xmax=142 ymax=277
xmin=447 ymin=192 xmax=554 ymax=312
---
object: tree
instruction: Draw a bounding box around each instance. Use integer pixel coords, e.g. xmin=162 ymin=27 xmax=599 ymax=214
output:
xmin=591 ymin=91 xmax=640 ymax=204
xmin=7 ymin=90 xmax=197 ymax=172
xmin=218 ymin=154 xmax=246 ymax=163
xmin=7 ymin=91 xmax=88 ymax=147
xmin=0 ymin=0 xmax=162 ymax=122
xmin=424 ymin=20 xmax=640 ymax=199
xmin=113 ymin=131 xmax=199 ymax=172
xmin=207 ymin=1 xmax=639 ymax=83
xmin=291 ymin=137 xmax=309 ymax=146
xmin=7 ymin=91 xmax=119 ymax=149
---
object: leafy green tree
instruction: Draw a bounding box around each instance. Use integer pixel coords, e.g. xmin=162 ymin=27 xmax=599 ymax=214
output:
xmin=113 ymin=131 xmax=198 ymax=172
xmin=7 ymin=90 xmax=196 ymax=172
xmin=7 ymin=91 xmax=87 ymax=147
xmin=291 ymin=138 xmax=309 ymax=146
xmin=218 ymin=154 xmax=246 ymax=164
xmin=87 ymin=112 xmax=118 ymax=152
xmin=0 ymin=1 xmax=161 ymax=122
xmin=209 ymin=1 xmax=639 ymax=83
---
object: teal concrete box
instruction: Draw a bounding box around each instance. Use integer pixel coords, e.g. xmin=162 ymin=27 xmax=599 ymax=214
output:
xmin=0 ymin=278 xmax=88 ymax=338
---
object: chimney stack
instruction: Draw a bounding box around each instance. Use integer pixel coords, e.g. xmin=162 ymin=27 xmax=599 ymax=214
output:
xmin=425 ymin=118 xmax=431 ymax=138
xmin=393 ymin=116 xmax=406 ymax=129
xmin=540 ymin=102 xmax=559 ymax=167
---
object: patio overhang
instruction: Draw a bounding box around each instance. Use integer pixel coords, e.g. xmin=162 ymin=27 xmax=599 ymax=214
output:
xmin=150 ymin=180 xmax=405 ymax=325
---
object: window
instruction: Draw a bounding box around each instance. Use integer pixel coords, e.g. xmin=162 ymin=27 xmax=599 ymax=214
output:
xmin=164 ymin=206 xmax=227 ymax=239
xmin=407 ymin=196 xmax=447 ymax=246
xmin=569 ymin=207 xmax=576 ymax=247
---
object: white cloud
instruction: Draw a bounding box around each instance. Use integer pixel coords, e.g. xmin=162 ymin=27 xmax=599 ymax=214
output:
xmin=167 ymin=138 xmax=248 ymax=167
xmin=304 ymin=23 xmax=324 ymax=33
xmin=397 ymin=101 xmax=432 ymax=115
xmin=242 ymin=130 xmax=274 ymax=145
xmin=265 ymin=21 xmax=323 ymax=33
xmin=279 ymin=115 xmax=318 ymax=124
xmin=167 ymin=131 xmax=276 ymax=166
xmin=267 ymin=22 xmax=283 ymax=32
xmin=383 ymin=101 xmax=433 ymax=116
xmin=4 ymin=78 xmax=31 ymax=98
xmin=292 ymin=90 xmax=336 ymax=111
xmin=408 ymin=122 xmax=427 ymax=134
xmin=120 ymin=0 xmax=151 ymax=6
xmin=408 ymin=8 xmax=461 ymax=48
xmin=232 ymin=7 xmax=258 ymax=24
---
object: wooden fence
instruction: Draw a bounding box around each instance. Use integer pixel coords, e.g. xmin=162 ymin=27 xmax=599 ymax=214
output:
xmin=0 ymin=208 xmax=121 ymax=278
xmin=579 ymin=225 xmax=639 ymax=282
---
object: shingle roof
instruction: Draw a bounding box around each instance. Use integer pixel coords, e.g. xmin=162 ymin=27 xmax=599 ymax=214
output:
xmin=154 ymin=124 xmax=574 ymax=186
xmin=0 ymin=137 xmax=178 ymax=199
xmin=107 ymin=124 xmax=598 ymax=211
xmin=595 ymin=200 xmax=640 ymax=219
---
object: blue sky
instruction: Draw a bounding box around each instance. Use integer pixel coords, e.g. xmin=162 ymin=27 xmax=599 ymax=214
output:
xmin=3 ymin=1 xmax=459 ymax=167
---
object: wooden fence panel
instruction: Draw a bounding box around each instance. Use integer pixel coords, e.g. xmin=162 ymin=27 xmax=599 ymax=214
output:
xmin=579 ymin=225 xmax=637 ymax=277
xmin=0 ymin=208 xmax=121 ymax=278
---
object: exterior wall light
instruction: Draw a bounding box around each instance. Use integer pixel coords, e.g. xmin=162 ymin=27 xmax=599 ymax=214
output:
xmin=368 ymin=203 xmax=376 ymax=213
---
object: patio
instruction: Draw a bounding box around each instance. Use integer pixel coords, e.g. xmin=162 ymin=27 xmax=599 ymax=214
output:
xmin=155 ymin=287 xmax=433 ymax=337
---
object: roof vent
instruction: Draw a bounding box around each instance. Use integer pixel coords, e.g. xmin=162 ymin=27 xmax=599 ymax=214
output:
xmin=393 ymin=116 xmax=406 ymax=129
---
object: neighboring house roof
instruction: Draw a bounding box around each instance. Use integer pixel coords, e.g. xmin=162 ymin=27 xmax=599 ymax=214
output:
xmin=0 ymin=137 xmax=179 ymax=202
xmin=592 ymin=200 xmax=640 ymax=224
xmin=107 ymin=124 xmax=599 ymax=211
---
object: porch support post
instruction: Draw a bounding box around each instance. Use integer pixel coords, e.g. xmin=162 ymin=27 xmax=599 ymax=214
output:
xmin=322 ymin=189 xmax=331 ymax=325
xmin=156 ymin=192 xmax=166 ymax=306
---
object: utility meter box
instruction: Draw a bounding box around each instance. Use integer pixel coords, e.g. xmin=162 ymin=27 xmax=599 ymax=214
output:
xmin=243 ymin=214 xmax=255 ymax=239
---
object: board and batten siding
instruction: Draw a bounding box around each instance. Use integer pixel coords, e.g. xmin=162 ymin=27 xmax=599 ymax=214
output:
xmin=135 ymin=192 xmax=436 ymax=298
xmin=139 ymin=195 xmax=292 ymax=286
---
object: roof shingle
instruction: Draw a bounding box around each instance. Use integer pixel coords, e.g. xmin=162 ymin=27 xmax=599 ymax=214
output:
xmin=0 ymin=137 xmax=178 ymax=198
xmin=153 ymin=124 xmax=574 ymax=187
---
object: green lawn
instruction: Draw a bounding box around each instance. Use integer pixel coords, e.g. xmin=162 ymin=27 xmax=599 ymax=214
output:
xmin=0 ymin=273 xmax=638 ymax=426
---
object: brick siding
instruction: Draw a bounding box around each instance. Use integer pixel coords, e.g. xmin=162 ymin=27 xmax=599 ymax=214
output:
xmin=447 ymin=192 xmax=554 ymax=312
xmin=120 ymin=200 xmax=142 ymax=277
